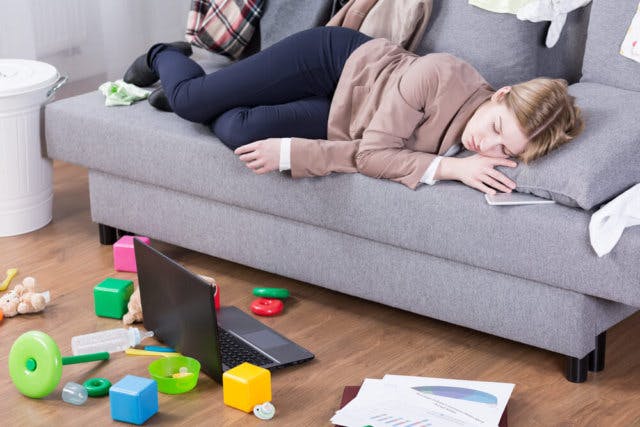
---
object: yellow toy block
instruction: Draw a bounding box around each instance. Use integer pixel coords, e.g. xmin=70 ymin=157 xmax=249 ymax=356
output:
xmin=222 ymin=362 xmax=271 ymax=413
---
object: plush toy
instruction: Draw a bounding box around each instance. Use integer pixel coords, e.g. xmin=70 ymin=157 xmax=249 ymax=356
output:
xmin=0 ymin=277 xmax=50 ymax=317
xmin=123 ymin=287 xmax=143 ymax=325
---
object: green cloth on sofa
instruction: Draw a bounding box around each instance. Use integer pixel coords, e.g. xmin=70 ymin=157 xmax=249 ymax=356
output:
xmin=99 ymin=80 xmax=151 ymax=107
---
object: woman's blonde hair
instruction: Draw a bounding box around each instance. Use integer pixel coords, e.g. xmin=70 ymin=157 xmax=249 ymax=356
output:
xmin=503 ymin=78 xmax=584 ymax=163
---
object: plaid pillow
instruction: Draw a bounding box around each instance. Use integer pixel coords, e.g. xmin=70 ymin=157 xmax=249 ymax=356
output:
xmin=185 ymin=0 xmax=264 ymax=59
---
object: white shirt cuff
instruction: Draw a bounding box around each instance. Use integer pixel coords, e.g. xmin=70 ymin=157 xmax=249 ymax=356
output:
xmin=279 ymin=137 xmax=292 ymax=172
xmin=420 ymin=156 xmax=444 ymax=185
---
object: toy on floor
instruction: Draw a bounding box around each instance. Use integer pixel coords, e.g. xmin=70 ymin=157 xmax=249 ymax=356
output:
xmin=251 ymin=297 xmax=284 ymax=316
xmin=122 ymin=286 xmax=142 ymax=325
xmin=61 ymin=382 xmax=88 ymax=405
xmin=94 ymin=277 xmax=134 ymax=319
xmin=148 ymin=355 xmax=200 ymax=394
xmin=223 ymin=362 xmax=272 ymax=413
xmin=83 ymin=377 xmax=112 ymax=397
xmin=9 ymin=330 xmax=110 ymax=398
xmin=199 ymin=274 xmax=220 ymax=310
xmin=0 ymin=277 xmax=50 ymax=317
xmin=71 ymin=326 xmax=154 ymax=355
xmin=253 ymin=287 xmax=290 ymax=299
xmin=109 ymin=375 xmax=158 ymax=425
xmin=250 ymin=287 xmax=289 ymax=316
xmin=0 ymin=268 xmax=18 ymax=291
xmin=125 ymin=348 xmax=181 ymax=357
xmin=253 ymin=402 xmax=276 ymax=420
xmin=113 ymin=235 xmax=151 ymax=273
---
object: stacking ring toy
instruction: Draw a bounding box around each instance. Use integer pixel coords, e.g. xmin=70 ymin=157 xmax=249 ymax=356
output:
xmin=83 ymin=377 xmax=112 ymax=397
xmin=252 ymin=287 xmax=290 ymax=299
xmin=250 ymin=298 xmax=284 ymax=316
xmin=9 ymin=330 xmax=110 ymax=398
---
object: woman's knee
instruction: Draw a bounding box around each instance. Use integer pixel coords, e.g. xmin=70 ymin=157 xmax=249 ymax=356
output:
xmin=167 ymin=81 xmax=211 ymax=123
xmin=211 ymin=109 xmax=254 ymax=150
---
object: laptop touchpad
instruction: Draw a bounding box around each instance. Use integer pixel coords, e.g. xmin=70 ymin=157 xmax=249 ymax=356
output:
xmin=243 ymin=330 xmax=289 ymax=349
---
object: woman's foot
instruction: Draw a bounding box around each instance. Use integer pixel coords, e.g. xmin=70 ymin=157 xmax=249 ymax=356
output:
xmin=123 ymin=41 xmax=193 ymax=87
xmin=148 ymin=88 xmax=172 ymax=112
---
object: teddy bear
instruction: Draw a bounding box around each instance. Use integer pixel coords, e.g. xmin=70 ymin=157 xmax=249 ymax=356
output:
xmin=122 ymin=287 xmax=143 ymax=325
xmin=0 ymin=277 xmax=50 ymax=317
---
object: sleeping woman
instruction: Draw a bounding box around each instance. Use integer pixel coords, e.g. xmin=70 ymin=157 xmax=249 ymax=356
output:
xmin=123 ymin=26 xmax=584 ymax=195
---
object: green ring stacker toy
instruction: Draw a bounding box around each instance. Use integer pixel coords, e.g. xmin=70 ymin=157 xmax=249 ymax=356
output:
xmin=252 ymin=287 xmax=290 ymax=299
xmin=9 ymin=330 xmax=110 ymax=398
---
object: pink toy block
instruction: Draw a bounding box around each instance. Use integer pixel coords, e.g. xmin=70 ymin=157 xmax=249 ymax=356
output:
xmin=113 ymin=235 xmax=151 ymax=272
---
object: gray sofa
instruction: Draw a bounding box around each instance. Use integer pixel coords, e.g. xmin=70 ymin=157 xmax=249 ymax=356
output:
xmin=45 ymin=0 xmax=640 ymax=383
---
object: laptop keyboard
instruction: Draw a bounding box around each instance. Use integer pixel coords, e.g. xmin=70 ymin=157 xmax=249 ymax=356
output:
xmin=217 ymin=328 xmax=274 ymax=369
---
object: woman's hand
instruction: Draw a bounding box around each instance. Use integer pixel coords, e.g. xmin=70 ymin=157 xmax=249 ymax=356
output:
xmin=234 ymin=138 xmax=281 ymax=175
xmin=438 ymin=155 xmax=518 ymax=195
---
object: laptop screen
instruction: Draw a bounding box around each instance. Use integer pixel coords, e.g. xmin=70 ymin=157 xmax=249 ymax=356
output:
xmin=134 ymin=238 xmax=224 ymax=382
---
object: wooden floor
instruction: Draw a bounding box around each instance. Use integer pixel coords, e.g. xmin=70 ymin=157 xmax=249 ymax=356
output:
xmin=1 ymin=161 xmax=639 ymax=427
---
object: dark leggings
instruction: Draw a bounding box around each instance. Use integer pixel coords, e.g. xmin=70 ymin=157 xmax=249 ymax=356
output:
xmin=150 ymin=27 xmax=372 ymax=149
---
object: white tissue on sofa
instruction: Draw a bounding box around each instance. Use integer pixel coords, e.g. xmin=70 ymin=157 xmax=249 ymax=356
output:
xmin=589 ymin=183 xmax=640 ymax=257
xmin=517 ymin=0 xmax=592 ymax=47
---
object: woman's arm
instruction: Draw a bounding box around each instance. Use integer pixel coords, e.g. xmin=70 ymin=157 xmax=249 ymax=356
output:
xmin=354 ymin=58 xmax=439 ymax=189
xmin=235 ymin=137 xmax=360 ymax=177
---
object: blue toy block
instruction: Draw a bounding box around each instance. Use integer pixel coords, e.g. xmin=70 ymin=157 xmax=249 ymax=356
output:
xmin=109 ymin=375 xmax=158 ymax=425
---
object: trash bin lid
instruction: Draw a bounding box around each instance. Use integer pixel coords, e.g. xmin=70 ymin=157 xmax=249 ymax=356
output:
xmin=0 ymin=59 xmax=59 ymax=97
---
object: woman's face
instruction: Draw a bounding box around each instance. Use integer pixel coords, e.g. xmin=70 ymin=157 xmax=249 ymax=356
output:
xmin=461 ymin=87 xmax=529 ymax=159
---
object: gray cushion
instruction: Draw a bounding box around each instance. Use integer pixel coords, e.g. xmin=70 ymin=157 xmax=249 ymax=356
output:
xmin=260 ymin=0 xmax=333 ymax=50
xmin=45 ymin=91 xmax=640 ymax=307
xmin=417 ymin=1 xmax=589 ymax=88
xmin=497 ymin=82 xmax=640 ymax=210
xmin=582 ymin=0 xmax=640 ymax=91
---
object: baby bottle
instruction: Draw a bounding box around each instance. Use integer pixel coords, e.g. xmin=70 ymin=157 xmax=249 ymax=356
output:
xmin=71 ymin=327 xmax=154 ymax=355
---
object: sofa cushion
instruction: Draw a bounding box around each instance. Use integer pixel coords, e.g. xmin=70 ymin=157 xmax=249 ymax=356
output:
xmin=260 ymin=0 xmax=333 ymax=50
xmin=581 ymin=0 xmax=640 ymax=91
xmin=416 ymin=1 xmax=589 ymax=88
xmin=497 ymin=82 xmax=640 ymax=210
xmin=45 ymin=91 xmax=640 ymax=307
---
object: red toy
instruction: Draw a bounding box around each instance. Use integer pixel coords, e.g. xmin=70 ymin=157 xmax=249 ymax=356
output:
xmin=250 ymin=298 xmax=283 ymax=316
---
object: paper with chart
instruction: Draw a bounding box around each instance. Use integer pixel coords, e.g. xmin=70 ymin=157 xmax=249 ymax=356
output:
xmin=383 ymin=375 xmax=514 ymax=426
xmin=330 ymin=375 xmax=514 ymax=427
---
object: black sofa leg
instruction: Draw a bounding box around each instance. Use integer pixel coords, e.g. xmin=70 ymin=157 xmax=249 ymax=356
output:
xmin=565 ymin=354 xmax=589 ymax=383
xmin=588 ymin=332 xmax=606 ymax=372
xmin=98 ymin=223 xmax=118 ymax=245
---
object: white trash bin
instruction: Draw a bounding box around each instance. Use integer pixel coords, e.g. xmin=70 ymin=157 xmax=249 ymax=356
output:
xmin=0 ymin=59 xmax=66 ymax=237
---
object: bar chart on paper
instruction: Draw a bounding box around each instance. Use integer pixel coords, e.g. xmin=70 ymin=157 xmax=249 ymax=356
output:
xmin=369 ymin=413 xmax=433 ymax=427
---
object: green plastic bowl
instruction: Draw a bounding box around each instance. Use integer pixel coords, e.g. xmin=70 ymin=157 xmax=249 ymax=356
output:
xmin=148 ymin=356 xmax=200 ymax=394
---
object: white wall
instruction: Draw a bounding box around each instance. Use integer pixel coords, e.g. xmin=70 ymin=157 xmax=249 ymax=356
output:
xmin=0 ymin=0 xmax=191 ymax=97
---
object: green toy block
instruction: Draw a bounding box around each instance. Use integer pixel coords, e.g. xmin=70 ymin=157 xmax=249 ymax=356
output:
xmin=94 ymin=278 xmax=134 ymax=319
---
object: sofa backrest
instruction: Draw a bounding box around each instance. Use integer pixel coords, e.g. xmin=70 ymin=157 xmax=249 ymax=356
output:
xmin=260 ymin=0 xmax=333 ymax=50
xmin=581 ymin=0 xmax=640 ymax=91
xmin=259 ymin=0 xmax=591 ymax=89
xmin=416 ymin=1 xmax=590 ymax=89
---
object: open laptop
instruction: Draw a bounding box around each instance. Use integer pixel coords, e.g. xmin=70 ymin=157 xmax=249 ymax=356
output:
xmin=134 ymin=238 xmax=314 ymax=383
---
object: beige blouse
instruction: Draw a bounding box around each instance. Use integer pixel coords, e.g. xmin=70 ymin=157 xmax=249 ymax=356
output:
xmin=290 ymin=38 xmax=494 ymax=189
